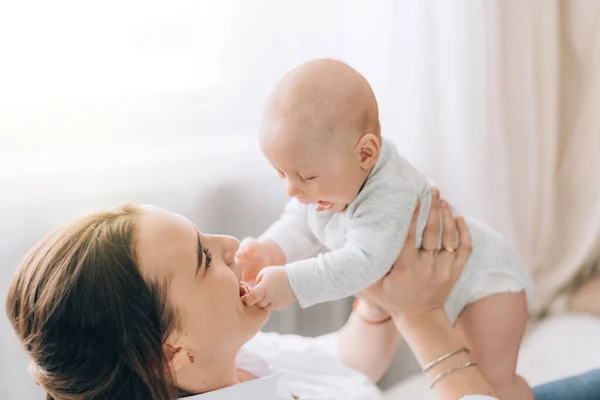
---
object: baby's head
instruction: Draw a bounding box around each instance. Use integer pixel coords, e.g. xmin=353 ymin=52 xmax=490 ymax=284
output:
xmin=259 ymin=59 xmax=381 ymax=211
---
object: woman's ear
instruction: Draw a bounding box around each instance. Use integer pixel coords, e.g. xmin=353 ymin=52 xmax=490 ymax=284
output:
xmin=355 ymin=133 xmax=381 ymax=171
xmin=164 ymin=343 xmax=194 ymax=372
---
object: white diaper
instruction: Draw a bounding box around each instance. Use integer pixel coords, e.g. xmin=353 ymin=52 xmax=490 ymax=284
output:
xmin=468 ymin=273 xmax=527 ymax=302
xmin=445 ymin=273 xmax=531 ymax=324
xmin=442 ymin=216 xmax=534 ymax=324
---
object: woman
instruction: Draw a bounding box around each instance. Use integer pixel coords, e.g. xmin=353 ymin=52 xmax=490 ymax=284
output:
xmin=6 ymin=189 xmax=498 ymax=399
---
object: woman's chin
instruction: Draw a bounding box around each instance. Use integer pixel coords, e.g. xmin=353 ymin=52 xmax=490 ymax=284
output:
xmin=237 ymin=281 xmax=270 ymax=330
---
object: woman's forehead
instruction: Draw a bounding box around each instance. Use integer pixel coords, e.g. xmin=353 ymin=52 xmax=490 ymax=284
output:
xmin=135 ymin=207 xmax=198 ymax=278
xmin=139 ymin=206 xmax=199 ymax=234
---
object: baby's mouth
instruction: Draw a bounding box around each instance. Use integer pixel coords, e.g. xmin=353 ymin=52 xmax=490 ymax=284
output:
xmin=316 ymin=201 xmax=333 ymax=211
xmin=239 ymin=281 xmax=251 ymax=297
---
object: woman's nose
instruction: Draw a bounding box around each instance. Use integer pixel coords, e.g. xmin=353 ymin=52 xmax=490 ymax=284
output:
xmin=219 ymin=235 xmax=240 ymax=265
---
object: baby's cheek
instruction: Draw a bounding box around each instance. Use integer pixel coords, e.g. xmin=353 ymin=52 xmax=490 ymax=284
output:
xmin=316 ymin=179 xmax=335 ymax=193
xmin=319 ymin=180 xmax=342 ymax=197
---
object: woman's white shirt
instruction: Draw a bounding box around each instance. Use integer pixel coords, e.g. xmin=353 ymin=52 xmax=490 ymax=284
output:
xmin=186 ymin=331 xmax=498 ymax=400
xmin=463 ymin=398 xmax=498 ymax=399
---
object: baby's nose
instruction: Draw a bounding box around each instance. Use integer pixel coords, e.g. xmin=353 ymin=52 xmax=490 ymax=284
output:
xmin=285 ymin=179 xmax=302 ymax=196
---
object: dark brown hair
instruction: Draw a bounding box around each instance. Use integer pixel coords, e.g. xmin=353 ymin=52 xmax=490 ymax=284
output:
xmin=6 ymin=204 xmax=179 ymax=400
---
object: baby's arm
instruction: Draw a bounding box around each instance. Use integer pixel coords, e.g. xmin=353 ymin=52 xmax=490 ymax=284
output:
xmin=259 ymin=198 xmax=323 ymax=262
xmin=289 ymin=185 xmax=420 ymax=308
xmin=238 ymin=199 xmax=322 ymax=282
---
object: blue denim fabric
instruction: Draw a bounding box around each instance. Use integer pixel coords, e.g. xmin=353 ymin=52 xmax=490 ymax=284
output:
xmin=533 ymin=369 xmax=600 ymax=400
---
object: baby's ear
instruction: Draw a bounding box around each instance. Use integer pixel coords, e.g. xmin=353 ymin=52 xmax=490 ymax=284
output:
xmin=356 ymin=133 xmax=381 ymax=170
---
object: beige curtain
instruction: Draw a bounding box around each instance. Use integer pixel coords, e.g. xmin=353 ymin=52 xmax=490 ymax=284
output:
xmin=495 ymin=0 xmax=600 ymax=317
xmin=354 ymin=0 xmax=600 ymax=392
xmin=365 ymin=0 xmax=600 ymax=320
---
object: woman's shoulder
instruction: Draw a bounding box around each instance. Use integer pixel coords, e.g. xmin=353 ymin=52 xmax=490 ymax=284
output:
xmin=183 ymin=374 xmax=284 ymax=399
xmin=245 ymin=331 xmax=339 ymax=359
xmin=240 ymin=331 xmax=384 ymax=400
xmin=241 ymin=331 xmax=342 ymax=377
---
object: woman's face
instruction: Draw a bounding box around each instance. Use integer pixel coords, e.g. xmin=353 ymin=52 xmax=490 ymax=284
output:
xmin=135 ymin=206 xmax=269 ymax=368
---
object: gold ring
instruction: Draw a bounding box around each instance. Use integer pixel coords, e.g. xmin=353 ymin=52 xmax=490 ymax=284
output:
xmin=443 ymin=246 xmax=458 ymax=253
xmin=420 ymin=247 xmax=440 ymax=256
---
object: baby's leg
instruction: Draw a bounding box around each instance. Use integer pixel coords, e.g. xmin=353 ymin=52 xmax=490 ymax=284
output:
xmin=454 ymin=291 xmax=534 ymax=400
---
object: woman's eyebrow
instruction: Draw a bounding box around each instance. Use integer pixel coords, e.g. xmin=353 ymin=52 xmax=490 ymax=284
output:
xmin=196 ymin=232 xmax=204 ymax=277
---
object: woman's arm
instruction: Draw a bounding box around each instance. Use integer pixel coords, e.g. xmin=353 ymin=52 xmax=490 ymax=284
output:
xmin=395 ymin=310 xmax=497 ymax=399
xmin=336 ymin=189 xmax=435 ymax=383
xmin=337 ymin=301 xmax=399 ymax=382
xmin=364 ymin=190 xmax=498 ymax=400
xmin=336 ymin=189 xmax=440 ymax=383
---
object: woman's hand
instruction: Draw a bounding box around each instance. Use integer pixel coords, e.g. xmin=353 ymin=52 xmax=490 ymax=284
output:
xmin=361 ymin=189 xmax=472 ymax=321
xmin=356 ymin=190 xmax=497 ymax=399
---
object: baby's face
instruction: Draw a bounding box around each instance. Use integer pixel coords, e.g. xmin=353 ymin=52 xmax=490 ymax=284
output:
xmin=261 ymin=134 xmax=367 ymax=211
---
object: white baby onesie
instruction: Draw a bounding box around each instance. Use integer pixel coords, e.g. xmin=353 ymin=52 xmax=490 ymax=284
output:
xmin=261 ymin=138 xmax=534 ymax=322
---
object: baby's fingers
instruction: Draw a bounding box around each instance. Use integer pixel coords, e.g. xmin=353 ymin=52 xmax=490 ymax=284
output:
xmin=242 ymin=268 xmax=259 ymax=284
xmin=238 ymin=238 xmax=258 ymax=255
xmin=257 ymin=297 xmax=271 ymax=309
xmin=243 ymin=285 xmax=266 ymax=307
xmin=236 ymin=247 xmax=254 ymax=259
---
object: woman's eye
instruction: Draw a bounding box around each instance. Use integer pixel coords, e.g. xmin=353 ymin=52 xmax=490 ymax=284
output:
xmin=203 ymin=248 xmax=213 ymax=268
xmin=302 ymin=176 xmax=317 ymax=181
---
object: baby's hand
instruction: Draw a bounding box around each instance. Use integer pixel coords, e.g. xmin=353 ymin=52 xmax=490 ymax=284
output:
xmin=243 ymin=266 xmax=296 ymax=310
xmin=236 ymin=237 xmax=270 ymax=284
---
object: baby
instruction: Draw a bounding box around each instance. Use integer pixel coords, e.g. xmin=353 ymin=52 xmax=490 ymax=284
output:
xmin=238 ymin=59 xmax=534 ymax=399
